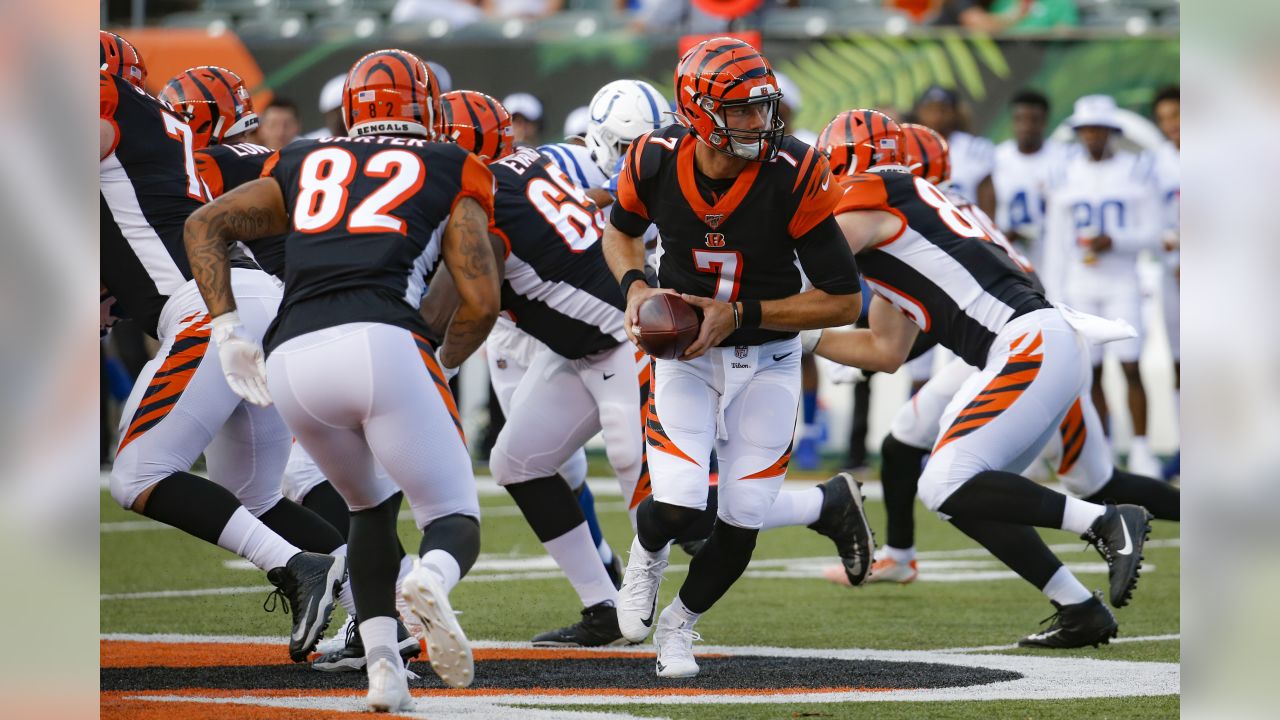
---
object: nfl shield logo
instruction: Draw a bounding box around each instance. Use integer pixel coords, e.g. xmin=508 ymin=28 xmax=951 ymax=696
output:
xmin=705 ymin=213 xmax=725 ymax=229
xmin=735 ymin=346 xmax=748 ymax=359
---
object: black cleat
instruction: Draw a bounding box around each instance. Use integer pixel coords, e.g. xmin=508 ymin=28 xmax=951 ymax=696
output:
xmin=531 ymin=602 xmax=630 ymax=647
xmin=265 ymin=552 xmax=346 ymax=662
xmin=606 ymin=552 xmax=625 ymax=590
xmin=312 ymin=617 xmax=422 ymax=672
xmin=808 ymin=473 xmax=876 ymax=587
xmin=1018 ymin=592 xmax=1119 ymax=648
xmin=1081 ymin=504 xmax=1152 ymax=608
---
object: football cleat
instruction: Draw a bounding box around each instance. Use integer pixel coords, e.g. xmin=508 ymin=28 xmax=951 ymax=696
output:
xmin=606 ymin=552 xmax=624 ymax=590
xmin=653 ymin=605 xmax=701 ymax=678
xmin=1081 ymin=504 xmax=1152 ymax=608
xmin=865 ymin=556 xmax=919 ymax=584
xmin=265 ymin=552 xmax=346 ymax=662
xmin=312 ymin=617 xmax=422 ymax=672
xmin=531 ymin=601 xmax=629 ymax=647
xmin=315 ymin=614 xmax=356 ymax=656
xmin=400 ymin=559 xmax=473 ymax=688
xmin=365 ymin=650 xmax=413 ymax=713
xmin=1018 ymin=592 xmax=1119 ymax=649
xmin=616 ymin=536 xmax=670 ymax=643
xmin=808 ymin=473 xmax=876 ymax=586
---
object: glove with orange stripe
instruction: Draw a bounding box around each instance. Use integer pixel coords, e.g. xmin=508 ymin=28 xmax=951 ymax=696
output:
xmin=210 ymin=311 xmax=272 ymax=407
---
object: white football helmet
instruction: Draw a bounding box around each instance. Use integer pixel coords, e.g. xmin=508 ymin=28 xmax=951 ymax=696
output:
xmin=584 ymin=79 xmax=671 ymax=175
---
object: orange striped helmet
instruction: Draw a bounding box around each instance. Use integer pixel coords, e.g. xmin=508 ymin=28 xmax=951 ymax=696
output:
xmin=900 ymin=123 xmax=951 ymax=185
xmin=673 ymin=37 xmax=784 ymax=162
xmin=817 ymin=109 xmax=904 ymax=176
xmin=439 ymin=90 xmax=514 ymax=162
xmin=159 ymin=66 xmax=258 ymax=150
xmin=342 ymin=48 xmax=442 ymax=139
xmin=100 ymin=31 xmax=146 ymax=89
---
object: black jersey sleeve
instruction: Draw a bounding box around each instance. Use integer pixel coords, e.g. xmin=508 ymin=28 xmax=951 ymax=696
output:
xmin=794 ymin=215 xmax=861 ymax=295
xmin=609 ymin=129 xmax=669 ymax=238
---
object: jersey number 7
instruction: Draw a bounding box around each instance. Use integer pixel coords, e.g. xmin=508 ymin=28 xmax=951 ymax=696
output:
xmin=294 ymin=147 xmax=424 ymax=235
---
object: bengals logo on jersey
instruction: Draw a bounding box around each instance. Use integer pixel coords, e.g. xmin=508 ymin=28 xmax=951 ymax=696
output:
xmin=704 ymin=232 xmax=726 ymax=247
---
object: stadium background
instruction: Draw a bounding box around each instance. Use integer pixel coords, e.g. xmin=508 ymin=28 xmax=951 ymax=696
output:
xmin=99 ymin=0 xmax=1180 ymax=461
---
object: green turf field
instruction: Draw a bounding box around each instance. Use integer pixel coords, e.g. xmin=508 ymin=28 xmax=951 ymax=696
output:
xmin=100 ymin=462 xmax=1179 ymax=718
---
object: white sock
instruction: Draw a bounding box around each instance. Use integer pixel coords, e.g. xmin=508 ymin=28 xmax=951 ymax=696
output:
xmin=666 ymin=594 xmax=701 ymax=627
xmin=218 ymin=506 xmax=300 ymax=572
xmin=1042 ymin=566 xmax=1093 ymax=606
xmin=885 ymin=545 xmax=915 ymax=564
xmin=1061 ymin=497 xmax=1106 ymax=534
xmin=1131 ymin=435 xmax=1150 ymax=455
xmin=597 ymin=539 xmax=615 ymax=566
xmin=760 ymin=487 xmax=823 ymax=530
xmin=359 ymin=615 xmax=400 ymax=660
xmin=421 ymin=549 xmax=462 ymax=594
xmin=545 ymin=522 xmax=618 ymax=608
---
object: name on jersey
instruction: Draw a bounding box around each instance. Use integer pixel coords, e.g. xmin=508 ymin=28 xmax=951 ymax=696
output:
xmin=320 ymin=132 xmax=430 ymax=147
xmin=493 ymin=147 xmax=543 ymax=175
xmin=226 ymin=143 xmax=274 ymax=158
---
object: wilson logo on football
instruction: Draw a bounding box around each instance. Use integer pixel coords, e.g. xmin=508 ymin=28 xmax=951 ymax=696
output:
xmin=704 ymin=232 xmax=726 ymax=247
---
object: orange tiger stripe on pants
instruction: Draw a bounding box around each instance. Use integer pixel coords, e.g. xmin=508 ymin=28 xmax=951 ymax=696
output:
xmin=1056 ymin=398 xmax=1087 ymax=475
xmin=412 ymin=333 xmax=465 ymax=444
xmin=117 ymin=313 xmax=211 ymax=452
xmin=933 ymin=332 xmax=1044 ymax=454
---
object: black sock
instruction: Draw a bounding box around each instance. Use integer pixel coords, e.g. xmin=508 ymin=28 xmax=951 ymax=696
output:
xmin=301 ymin=481 xmax=351 ymax=539
xmin=141 ymin=471 xmax=241 ymax=545
xmin=348 ymin=493 xmax=402 ymax=621
xmin=673 ymin=485 xmax=719 ymax=545
xmin=678 ymin=520 xmax=759 ymax=613
xmin=947 ymin=516 xmax=1062 ymax=589
xmin=506 ymin=475 xmax=585 ymax=542
xmin=938 ymin=470 xmax=1068 ymax=529
xmin=636 ymin=496 xmax=703 ymax=552
xmin=881 ymin=434 xmax=927 ymax=549
xmin=1084 ymin=468 xmax=1180 ymax=521
xmin=258 ymin=498 xmax=345 ymax=553
xmin=419 ymin=514 xmax=481 ymax=579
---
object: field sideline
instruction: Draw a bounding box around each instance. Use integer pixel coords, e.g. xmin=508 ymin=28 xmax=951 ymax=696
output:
xmin=101 ymin=466 xmax=1180 ymax=719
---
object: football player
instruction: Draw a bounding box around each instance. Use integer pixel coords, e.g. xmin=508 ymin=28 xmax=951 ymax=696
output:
xmin=814 ymin=123 xmax=1178 ymax=588
xmin=182 ymin=49 xmax=501 ymax=710
xmin=993 ymin=89 xmax=1066 ymax=271
xmin=604 ymin=38 xmax=867 ymax=678
xmin=808 ymin=109 xmax=1152 ymax=648
xmin=1042 ymin=95 xmax=1164 ymax=477
xmin=101 ymin=31 xmax=347 ymax=663
xmin=1151 ymin=85 xmax=1180 ymax=480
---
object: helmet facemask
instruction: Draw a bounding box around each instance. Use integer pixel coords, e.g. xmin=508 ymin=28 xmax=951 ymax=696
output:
xmin=685 ymin=83 xmax=784 ymax=162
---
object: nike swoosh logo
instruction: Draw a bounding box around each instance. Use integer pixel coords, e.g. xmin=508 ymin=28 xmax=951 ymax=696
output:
xmin=641 ymin=598 xmax=656 ymax=627
xmin=772 ymin=352 xmax=792 ymax=362
xmin=821 ymin=176 xmax=830 ymax=191
xmin=1116 ymin=516 xmax=1133 ymax=556
xmin=603 ymin=373 xmax=615 ymax=380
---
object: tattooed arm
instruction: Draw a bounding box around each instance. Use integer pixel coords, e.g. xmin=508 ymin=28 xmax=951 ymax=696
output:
xmin=183 ymin=178 xmax=287 ymax=317
xmin=436 ymin=196 xmax=501 ymax=369
xmin=420 ymin=230 xmax=506 ymax=339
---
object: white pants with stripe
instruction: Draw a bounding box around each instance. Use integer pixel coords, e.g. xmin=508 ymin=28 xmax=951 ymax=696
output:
xmin=893 ymin=352 xmax=1113 ymax=500
xmin=266 ymin=322 xmax=479 ymax=529
xmin=918 ymin=309 xmax=1099 ymax=513
xmin=485 ymin=317 xmax=589 ymax=491
xmin=110 ymin=270 xmax=290 ymax=515
xmin=646 ymin=338 xmax=801 ymax=530
xmin=489 ymin=341 xmax=649 ymax=522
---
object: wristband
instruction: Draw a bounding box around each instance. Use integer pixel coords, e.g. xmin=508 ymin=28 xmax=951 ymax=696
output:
xmin=731 ymin=302 xmax=741 ymax=329
xmin=619 ymin=269 xmax=650 ymax=297
xmin=800 ymin=329 xmax=823 ymax=354
xmin=740 ymin=300 xmax=762 ymax=329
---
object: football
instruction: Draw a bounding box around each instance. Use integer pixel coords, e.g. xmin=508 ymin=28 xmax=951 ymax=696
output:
xmin=635 ymin=293 xmax=700 ymax=360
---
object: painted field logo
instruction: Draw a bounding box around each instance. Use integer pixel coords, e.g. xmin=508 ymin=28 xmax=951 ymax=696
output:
xmin=100 ymin=635 xmax=1178 ymax=719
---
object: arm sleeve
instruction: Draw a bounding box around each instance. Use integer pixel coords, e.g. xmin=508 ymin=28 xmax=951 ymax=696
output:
xmin=609 ymin=135 xmax=652 ymax=237
xmin=794 ymin=215 xmax=862 ymax=295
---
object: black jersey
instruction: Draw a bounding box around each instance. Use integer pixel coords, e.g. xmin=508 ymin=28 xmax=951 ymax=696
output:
xmin=261 ymin=134 xmax=495 ymax=354
xmin=490 ymin=148 xmax=626 ymax=359
xmin=610 ymin=125 xmax=860 ymax=347
xmin=835 ymin=166 xmax=1052 ymax=367
xmin=99 ymin=71 xmax=255 ymax=337
xmin=196 ymin=141 xmax=285 ymax=278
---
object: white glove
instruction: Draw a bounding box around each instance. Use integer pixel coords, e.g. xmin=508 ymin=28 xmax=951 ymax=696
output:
xmin=800 ymin=328 xmax=823 ymax=354
xmin=210 ymin=311 xmax=272 ymax=407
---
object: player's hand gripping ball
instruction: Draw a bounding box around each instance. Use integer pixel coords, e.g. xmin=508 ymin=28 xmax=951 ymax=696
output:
xmin=635 ymin=293 xmax=701 ymax=360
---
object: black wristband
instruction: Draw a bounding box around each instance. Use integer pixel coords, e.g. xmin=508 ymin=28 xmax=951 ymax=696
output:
xmin=740 ymin=299 xmax=762 ymax=329
xmin=620 ymin=269 xmax=650 ymax=297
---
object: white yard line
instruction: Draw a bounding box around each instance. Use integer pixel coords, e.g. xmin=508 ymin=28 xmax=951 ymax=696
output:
xmin=935 ymin=633 xmax=1181 ymax=654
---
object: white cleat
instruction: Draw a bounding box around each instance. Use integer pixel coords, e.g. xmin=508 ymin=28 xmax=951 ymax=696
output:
xmin=616 ymin=536 xmax=670 ymax=643
xmin=314 ymin=614 xmax=355 ymax=656
xmin=400 ymin=558 xmax=474 ymax=688
xmin=366 ymin=654 xmax=412 ymax=713
xmin=653 ymin=605 xmax=700 ymax=679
